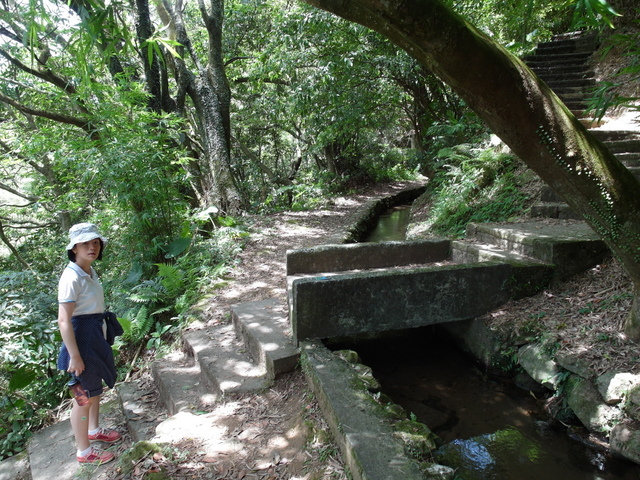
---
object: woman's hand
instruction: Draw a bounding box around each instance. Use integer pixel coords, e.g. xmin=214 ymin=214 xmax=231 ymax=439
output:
xmin=67 ymin=354 xmax=85 ymax=376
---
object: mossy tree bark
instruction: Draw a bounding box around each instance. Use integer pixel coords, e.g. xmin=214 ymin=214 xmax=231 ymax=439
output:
xmin=303 ymin=0 xmax=640 ymax=338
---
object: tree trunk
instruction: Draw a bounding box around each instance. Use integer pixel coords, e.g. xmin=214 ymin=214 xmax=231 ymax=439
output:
xmin=135 ymin=0 xmax=163 ymax=113
xmin=303 ymin=0 xmax=640 ymax=338
xmin=168 ymin=0 xmax=241 ymax=214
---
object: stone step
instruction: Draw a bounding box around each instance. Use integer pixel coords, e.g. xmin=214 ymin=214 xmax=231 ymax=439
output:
xmin=0 ymin=452 xmax=28 ymax=480
xmin=591 ymin=130 xmax=640 ymax=142
xmin=144 ymin=299 xmax=298 ymax=437
xmin=602 ymin=138 xmax=640 ymax=154
xmin=230 ymin=298 xmax=300 ymax=380
xmin=537 ymin=71 xmax=594 ymax=83
xmin=530 ymin=202 xmax=583 ymax=220
xmin=526 ymin=52 xmax=592 ymax=66
xmin=182 ymin=322 xmax=270 ymax=398
xmin=117 ymin=380 xmax=165 ymax=442
xmin=464 ymin=221 xmax=609 ymax=280
xmin=544 ymin=77 xmax=597 ymax=90
xmin=617 ymin=152 xmax=640 ymax=166
xmin=530 ymin=64 xmax=592 ymax=75
xmin=151 ymin=352 xmax=215 ymax=415
xmin=534 ymin=34 xmax=598 ymax=55
xmin=451 ymin=239 xmax=549 ymax=265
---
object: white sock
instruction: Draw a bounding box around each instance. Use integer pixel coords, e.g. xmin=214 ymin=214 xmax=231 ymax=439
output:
xmin=77 ymin=446 xmax=92 ymax=457
xmin=88 ymin=427 xmax=100 ymax=435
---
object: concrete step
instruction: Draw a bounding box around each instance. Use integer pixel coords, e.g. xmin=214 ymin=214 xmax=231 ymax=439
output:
xmin=152 ymin=352 xmax=216 ymax=415
xmin=591 ymin=130 xmax=640 ymax=142
xmin=117 ymin=379 xmax=166 ymax=442
xmin=451 ymin=239 xmax=549 ymax=265
xmin=544 ymin=77 xmax=597 ymax=90
xmin=464 ymin=221 xmax=609 ymax=280
xmin=533 ymin=69 xmax=594 ymax=83
xmin=530 ymin=201 xmax=583 ymax=220
xmin=530 ymin=64 xmax=592 ymax=75
xmin=526 ymin=52 xmax=592 ymax=66
xmin=603 ymin=138 xmax=640 ymax=154
xmin=618 ymin=153 xmax=640 ymax=167
xmin=231 ymin=298 xmax=300 ymax=380
xmin=182 ymin=322 xmax=270 ymax=398
xmin=0 ymin=452 xmax=28 ymax=480
xmin=534 ymin=34 xmax=598 ymax=55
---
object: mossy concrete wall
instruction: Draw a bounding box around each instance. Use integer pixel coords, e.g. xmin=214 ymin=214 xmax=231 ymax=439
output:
xmin=290 ymin=261 xmax=552 ymax=343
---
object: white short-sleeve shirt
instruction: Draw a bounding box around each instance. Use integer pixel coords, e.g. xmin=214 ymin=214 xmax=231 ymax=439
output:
xmin=58 ymin=262 xmax=105 ymax=316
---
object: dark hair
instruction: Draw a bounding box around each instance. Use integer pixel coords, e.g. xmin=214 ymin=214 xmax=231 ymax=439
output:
xmin=67 ymin=239 xmax=105 ymax=262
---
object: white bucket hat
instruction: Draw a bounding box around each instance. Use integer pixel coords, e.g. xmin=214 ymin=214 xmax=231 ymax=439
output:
xmin=66 ymin=223 xmax=108 ymax=250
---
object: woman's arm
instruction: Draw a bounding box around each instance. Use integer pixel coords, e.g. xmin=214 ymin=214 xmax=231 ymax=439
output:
xmin=58 ymin=302 xmax=85 ymax=376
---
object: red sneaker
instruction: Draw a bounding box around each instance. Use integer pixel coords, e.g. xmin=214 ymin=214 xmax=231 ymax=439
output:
xmin=88 ymin=428 xmax=122 ymax=443
xmin=77 ymin=447 xmax=115 ymax=465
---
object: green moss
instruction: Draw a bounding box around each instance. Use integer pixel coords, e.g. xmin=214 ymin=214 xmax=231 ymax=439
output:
xmin=116 ymin=441 xmax=166 ymax=475
xmin=394 ymin=419 xmax=439 ymax=457
xmin=145 ymin=472 xmax=172 ymax=480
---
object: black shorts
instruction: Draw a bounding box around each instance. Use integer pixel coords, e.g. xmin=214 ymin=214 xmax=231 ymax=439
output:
xmin=67 ymin=373 xmax=104 ymax=398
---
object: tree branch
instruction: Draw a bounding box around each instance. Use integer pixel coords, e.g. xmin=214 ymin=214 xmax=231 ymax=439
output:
xmin=0 ymin=92 xmax=99 ymax=140
xmin=0 ymin=218 xmax=32 ymax=271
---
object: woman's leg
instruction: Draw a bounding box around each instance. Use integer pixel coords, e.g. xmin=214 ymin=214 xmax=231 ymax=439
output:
xmin=88 ymin=394 xmax=101 ymax=432
xmin=70 ymin=396 xmax=98 ymax=452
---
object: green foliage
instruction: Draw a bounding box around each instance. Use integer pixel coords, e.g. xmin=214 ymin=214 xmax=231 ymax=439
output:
xmin=0 ymin=271 xmax=65 ymax=459
xmin=421 ymin=145 xmax=533 ymax=237
xmin=117 ymin=219 xmax=248 ymax=356
xmin=586 ymin=15 xmax=640 ymax=120
xmin=569 ymin=0 xmax=621 ymax=30
xmin=447 ymin=0 xmax=568 ymax=54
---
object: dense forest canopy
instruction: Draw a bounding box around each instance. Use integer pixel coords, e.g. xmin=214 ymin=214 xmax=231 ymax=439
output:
xmin=0 ymin=0 xmax=638 ymax=459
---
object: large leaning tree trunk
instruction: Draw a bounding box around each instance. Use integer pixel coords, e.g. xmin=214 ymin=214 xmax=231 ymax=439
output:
xmin=302 ymin=0 xmax=640 ymax=339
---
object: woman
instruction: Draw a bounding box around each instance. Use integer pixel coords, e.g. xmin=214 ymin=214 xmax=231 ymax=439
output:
xmin=57 ymin=223 xmax=122 ymax=465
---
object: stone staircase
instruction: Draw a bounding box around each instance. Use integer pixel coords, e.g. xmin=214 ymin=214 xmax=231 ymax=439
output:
xmin=525 ymin=31 xmax=640 ymax=219
xmin=525 ymin=31 xmax=599 ymax=121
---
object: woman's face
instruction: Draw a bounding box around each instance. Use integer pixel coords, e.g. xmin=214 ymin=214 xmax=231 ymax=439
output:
xmin=72 ymin=238 xmax=101 ymax=264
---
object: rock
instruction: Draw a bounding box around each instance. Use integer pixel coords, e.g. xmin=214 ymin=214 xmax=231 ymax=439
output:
xmin=433 ymin=426 xmax=551 ymax=480
xmin=393 ymin=419 xmax=438 ymax=456
xmin=352 ymin=363 xmax=381 ymax=392
xmin=517 ymin=344 xmax=562 ymax=389
xmin=336 ymin=349 xmax=361 ymax=364
xmin=565 ymin=374 xmax=623 ymax=434
xmin=627 ymin=385 xmax=640 ymax=422
xmin=515 ymin=370 xmax=548 ymax=394
xmin=423 ymin=463 xmax=456 ymax=479
xmin=555 ymin=351 xmax=593 ymax=379
xmin=610 ymin=422 xmax=640 ymax=465
xmin=596 ymin=372 xmax=640 ymax=405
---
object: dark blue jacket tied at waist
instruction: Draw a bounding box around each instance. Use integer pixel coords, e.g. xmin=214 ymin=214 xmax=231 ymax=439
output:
xmin=57 ymin=312 xmax=123 ymax=389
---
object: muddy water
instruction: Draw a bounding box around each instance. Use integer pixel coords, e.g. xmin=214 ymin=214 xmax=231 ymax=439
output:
xmin=341 ymin=328 xmax=640 ymax=479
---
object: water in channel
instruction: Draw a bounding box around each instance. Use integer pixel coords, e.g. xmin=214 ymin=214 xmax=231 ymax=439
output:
xmin=354 ymin=204 xmax=640 ymax=479
xmin=364 ymin=204 xmax=412 ymax=242
xmin=345 ymin=329 xmax=638 ymax=480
